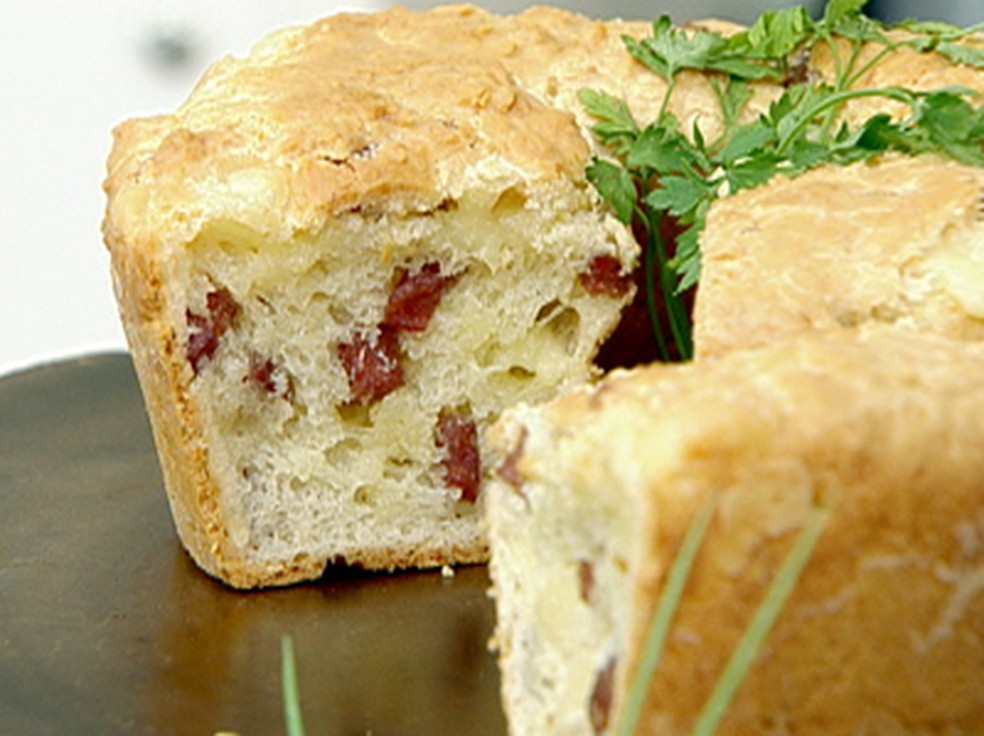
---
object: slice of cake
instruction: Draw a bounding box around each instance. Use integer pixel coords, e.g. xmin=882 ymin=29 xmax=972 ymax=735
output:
xmin=102 ymin=6 xmax=652 ymax=588
xmin=486 ymin=327 xmax=984 ymax=735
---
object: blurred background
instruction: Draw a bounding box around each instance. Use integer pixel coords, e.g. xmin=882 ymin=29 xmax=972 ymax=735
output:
xmin=1 ymin=0 xmax=980 ymax=375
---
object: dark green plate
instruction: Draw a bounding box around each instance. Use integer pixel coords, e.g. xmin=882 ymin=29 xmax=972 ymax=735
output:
xmin=0 ymin=353 xmax=505 ymax=736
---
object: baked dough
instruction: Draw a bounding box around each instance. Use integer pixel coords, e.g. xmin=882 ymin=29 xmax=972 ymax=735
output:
xmin=102 ymin=2 xmax=984 ymax=611
xmin=695 ymin=154 xmax=984 ymax=357
xmin=486 ymin=326 xmax=984 ymax=735
xmin=104 ymin=2 xmax=771 ymax=588
xmin=102 ymin=5 xmax=663 ymax=588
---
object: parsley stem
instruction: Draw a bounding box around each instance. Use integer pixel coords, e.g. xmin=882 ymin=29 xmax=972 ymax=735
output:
xmin=643 ymin=213 xmax=672 ymax=362
xmin=667 ymin=285 xmax=693 ymax=361
xmin=776 ymin=86 xmax=915 ymax=154
xmin=820 ymin=31 xmax=846 ymax=88
xmin=658 ymin=76 xmax=679 ymax=124
xmin=816 ymin=38 xmax=870 ymax=142
xmin=842 ymin=39 xmax=866 ymax=88
xmin=644 ymin=208 xmax=693 ymax=361
xmin=844 ymin=42 xmax=898 ymax=90
xmin=660 ymin=235 xmax=693 ymax=361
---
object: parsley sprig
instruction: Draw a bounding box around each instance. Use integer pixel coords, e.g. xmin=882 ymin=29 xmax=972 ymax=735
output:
xmin=581 ymin=0 xmax=984 ymax=362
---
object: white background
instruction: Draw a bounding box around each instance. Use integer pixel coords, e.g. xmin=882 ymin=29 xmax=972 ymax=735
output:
xmin=0 ymin=0 xmax=384 ymax=376
xmin=1 ymin=0 xmax=977 ymax=376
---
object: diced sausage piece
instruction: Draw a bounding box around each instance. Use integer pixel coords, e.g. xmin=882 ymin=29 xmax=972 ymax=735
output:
xmin=337 ymin=328 xmax=405 ymax=405
xmin=383 ymin=261 xmax=455 ymax=332
xmin=185 ymin=312 xmax=212 ymax=372
xmin=579 ymin=254 xmax=632 ymax=298
xmin=435 ymin=409 xmax=481 ymax=503
xmin=186 ymin=288 xmax=241 ymax=374
xmin=496 ymin=428 xmax=527 ymax=493
xmin=589 ymin=657 xmax=618 ymax=735
xmin=246 ymin=352 xmax=294 ymax=401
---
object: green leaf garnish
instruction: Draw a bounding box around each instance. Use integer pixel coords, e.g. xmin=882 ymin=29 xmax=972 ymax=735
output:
xmin=581 ymin=3 xmax=984 ymax=364
xmin=732 ymin=6 xmax=813 ymax=60
xmin=578 ymin=88 xmax=640 ymax=156
xmin=645 ymin=174 xmax=713 ymax=216
xmin=585 ymin=159 xmax=637 ymax=224
xmin=910 ymin=90 xmax=984 ymax=166
xmin=823 ymin=0 xmax=869 ymax=25
xmin=627 ymin=17 xmax=780 ymax=83
xmin=626 ymin=121 xmax=701 ymax=174
xmin=896 ymin=19 xmax=966 ymax=36
xmin=281 ymin=635 xmax=307 ymax=736
xmin=717 ymin=119 xmax=774 ymax=164
xmin=932 ymin=41 xmax=984 ymax=69
xmin=667 ymin=223 xmax=703 ymax=294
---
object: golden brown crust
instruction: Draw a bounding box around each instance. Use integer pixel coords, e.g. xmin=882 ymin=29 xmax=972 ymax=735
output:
xmin=627 ymin=330 xmax=984 ymax=733
xmin=107 ymin=224 xmax=276 ymax=588
xmin=695 ymin=154 xmax=984 ymax=358
xmin=104 ymin=6 xmax=601 ymax=253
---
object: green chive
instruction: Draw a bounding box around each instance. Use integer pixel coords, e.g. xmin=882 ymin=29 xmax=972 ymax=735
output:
xmin=281 ymin=634 xmax=306 ymax=736
xmin=690 ymin=502 xmax=831 ymax=736
xmin=614 ymin=489 xmax=720 ymax=736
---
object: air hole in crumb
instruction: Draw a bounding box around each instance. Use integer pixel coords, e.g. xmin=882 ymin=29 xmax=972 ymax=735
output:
xmin=329 ymin=303 xmax=354 ymax=323
xmin=534 ymin=299 xmax=562 ymax=323
xmin=383 ymin=457 xmax=415 ymax=482
xmin=336 ymin=403 xmax=373 ymax=427
xmin=543 ymin=306 xmax=580 ymax=353
xmin=475 ymin=339 xmax=500 ymax=368
xmin=578 ymin=559 xmax=596 ymax=604
xmin=507 ymin=365 xmax=536 ymax=380
xmin=307 ymin=291 xmax=329 ymax=307
xmin=353 ymin=485 xmax=378 ymax=506
xmin=492 ymin=186 xmax=528 ymax=215
xmin=322 ymin=438 xmax=362 ymax=465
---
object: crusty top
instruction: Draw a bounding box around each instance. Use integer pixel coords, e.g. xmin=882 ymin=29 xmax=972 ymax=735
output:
xmin=102 ymin=6 xmax=648 ymax=252
xmin=103 ymin=5 xmax=984 ymax=260
xmin=101 ymin=5 xmax=777 ymax=256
